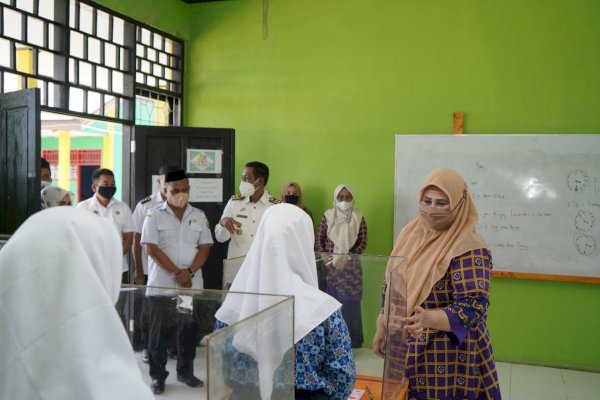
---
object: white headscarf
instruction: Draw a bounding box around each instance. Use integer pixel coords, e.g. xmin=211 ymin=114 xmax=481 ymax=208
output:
xmin=324 ymin=184 xmax=364 ymax=254
xmin=0 ymin=207 xmax=153 ymax=400
xmin=215 ymin=203 xmax=341 ymax=399
xmin=41 ymin=186 xmax=74 ymax=209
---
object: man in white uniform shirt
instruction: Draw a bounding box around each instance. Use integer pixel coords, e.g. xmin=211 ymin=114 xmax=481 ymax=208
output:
xmin=131 ymin=164 xmax=180 ymax=361
xmin=77 ymin=168 xmax=134 ymax=281
xmin=141 ymin=169 xmax=212 ymax=395
xmin=215 ymin=161 xmax=280 ymax=258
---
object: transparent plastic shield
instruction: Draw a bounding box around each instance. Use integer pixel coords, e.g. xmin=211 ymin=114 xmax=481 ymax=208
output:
xmin=382 ymin=258 xmax=409 ymax=399
xmin=223 ymin=255 xmax=245 ymax=290
xmin=116 ymin=285 xmax=294 ymax=400
xmin=207 ymin=292 xmax=294 ymax=400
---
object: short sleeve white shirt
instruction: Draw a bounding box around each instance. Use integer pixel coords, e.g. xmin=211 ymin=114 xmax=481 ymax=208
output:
xmin=141 ymin=202 xmax=213 ymax=294
xmin=132 ymin=192 xmax=164 ymax=274
xmin=77 ymin=195 xmax=134 ymax=272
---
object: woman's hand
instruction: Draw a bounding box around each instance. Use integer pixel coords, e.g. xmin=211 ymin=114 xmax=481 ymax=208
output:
xmin=402 ymin=306 xmax=427 ymax=339
xmin=372 ymin=314 xmax=387 ymax=358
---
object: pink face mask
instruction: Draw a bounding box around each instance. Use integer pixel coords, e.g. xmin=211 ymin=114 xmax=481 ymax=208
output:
xmin=419 ymin=194 xmax=465 ymax=231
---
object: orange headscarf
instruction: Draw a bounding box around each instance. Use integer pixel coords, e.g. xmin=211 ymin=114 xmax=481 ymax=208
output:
xmin=389 ymin=168 xmax=488 ymax=314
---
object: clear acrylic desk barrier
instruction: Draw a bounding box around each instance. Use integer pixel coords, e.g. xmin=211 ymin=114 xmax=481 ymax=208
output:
xmin=118 ymin=285 xmax=294 ymax=400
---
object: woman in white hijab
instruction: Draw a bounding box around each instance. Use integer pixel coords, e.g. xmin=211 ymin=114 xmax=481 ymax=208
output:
xmin=41 ymin=186 xmax=74 ymax=208
xmin=215 ymin=203 xmax=356 ymax=400
xmin=0 ymin=207 xmax=154 ymax=400
xmin=315 ymin=184 xmax=367 ymax=348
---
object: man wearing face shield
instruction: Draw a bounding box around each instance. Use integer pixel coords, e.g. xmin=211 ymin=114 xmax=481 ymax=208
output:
xmin=215 ymin=161 xmax=281 ymax=258
xmin=141 ymin=169 xmax=213 ymax=394
xmin=77 ymin=167 xmax=135 ymax=282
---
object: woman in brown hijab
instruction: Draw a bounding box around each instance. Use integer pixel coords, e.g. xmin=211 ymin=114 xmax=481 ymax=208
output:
xmin=373 ymin=168 xmax=501 ymax=400
xmin=281 ymin=181 xmax=313 ymax=222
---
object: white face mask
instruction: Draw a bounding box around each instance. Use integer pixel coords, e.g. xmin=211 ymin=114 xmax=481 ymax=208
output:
xmin=239 ymin=181 xmax=256 ymax=197
xmin=336 ymin=200 xmax=353 ymax=212
xmin=41 ymin=180 xmax=52 ymax=188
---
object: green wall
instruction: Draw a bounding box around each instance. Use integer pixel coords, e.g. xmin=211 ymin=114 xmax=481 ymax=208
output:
xmin=96 ymin=0 xmax=600 ymax=371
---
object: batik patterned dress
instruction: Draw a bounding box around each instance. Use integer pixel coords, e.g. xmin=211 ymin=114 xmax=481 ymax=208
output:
xmin=384 ymin=248 xmax=502 ymax=400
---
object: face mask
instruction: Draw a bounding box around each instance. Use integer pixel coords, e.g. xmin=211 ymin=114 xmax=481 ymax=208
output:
xmin=239 ymin=181 xmax=256 ymax=197
xmin=41 ymin=180 xmax=51 ymax=188
xmin=336 ymin=200 xmax=353 ymax=212
xmin=97 ymin=186 xmax=117 ymax=200
xmin=284 ymin=194 xmax=299 ymax=205
xmin=169 ymin=192 xmax=189 ymax=208
xmin=419 ymin=194 xmax=465 ymax=231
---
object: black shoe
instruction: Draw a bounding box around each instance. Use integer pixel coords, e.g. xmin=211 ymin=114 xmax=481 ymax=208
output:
xmin=167 ymin=349 xmax=177 ymax=360
xmin=141 ymin=349 xmax=149 ymax=364
xmin=177 ymin=374 xmax=204 ymax=388
xmin=151 ymin=379 xmax=165 ymax=394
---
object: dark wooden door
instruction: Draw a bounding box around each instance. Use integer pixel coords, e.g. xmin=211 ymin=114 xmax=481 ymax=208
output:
xmin=132 ymin=126 xmax=235 ymax=289
xmin=0 ymin=88 xmax=41 ymax=235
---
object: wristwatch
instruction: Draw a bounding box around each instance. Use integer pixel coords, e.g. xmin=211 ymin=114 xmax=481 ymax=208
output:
xmin=187 ymin=267 xmax=195 ymax=278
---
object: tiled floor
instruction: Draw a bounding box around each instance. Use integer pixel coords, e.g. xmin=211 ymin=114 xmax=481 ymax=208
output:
xmin=134 ymin=347 xmax=600 ymax=399
xmin=354 ymin=348 xmax=600 ymax=400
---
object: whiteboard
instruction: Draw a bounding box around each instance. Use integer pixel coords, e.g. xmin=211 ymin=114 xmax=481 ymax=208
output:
xmin=394 ymin=134 xmax=600 ymax=278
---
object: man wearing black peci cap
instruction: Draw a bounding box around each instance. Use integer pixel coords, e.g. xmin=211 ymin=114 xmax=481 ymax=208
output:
xmin=131 ymin=165 xmax=180 ymax=362
xmin=141 ymin=169 xmax=213 ymax=395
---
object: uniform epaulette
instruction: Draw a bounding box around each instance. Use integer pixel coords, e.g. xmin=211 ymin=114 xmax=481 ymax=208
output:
xmin=140 ymin=195 xmax=152 ymax=204
xmin=269 ymin=196 xmax=282 ymax=204
xmin=231 ymin=194 xmax=246 ymax=201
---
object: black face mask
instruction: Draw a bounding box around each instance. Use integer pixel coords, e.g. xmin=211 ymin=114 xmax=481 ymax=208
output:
xmin=284 ymin=194 xmax=299 ymax=205
xmin=97 ymin=186 xmax=117 ymax=200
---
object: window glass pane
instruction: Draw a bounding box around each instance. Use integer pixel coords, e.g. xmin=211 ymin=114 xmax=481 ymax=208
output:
xmin=27 ymin=16 xmax=45 ymax=47
xmin=96 ymin=66 xmax=109 ymax=91
xmin=104 ymin=42 xmax=117 ymax=68
xmin=4 ymin=72 xmax=23 ymax=92
xmin=69 ymin=58 xmax=76 ymax=83
xmin=152 ymin=63 xmax=162 ymax=78
xmin=153 ymin=33 xmax=163 ymax=50
xmin=113 ymin=17 xmax=124 ymax=45
xmin=140 ymin=59 xmax=150 ymax=74
xmin=97 ymin=10 xmax=110 ymax=40
xmin=69 ymin=86 xmax=84 ymax=112
xmin=69 ymin=0 xmax=76 ymax=28
xmin=146 ymin=47 xmax=156 ymax=62
xmin=136 ymin=43 xmax=145 ymax=57
xmin=146 ymin=75 xmax=156 ymax=87
xmin=47 ymin=82 xmax=59 ymax=107
xmin=136 ymin=72 xmax=144 ymax=84
xmin=70 ymin=31 xmax=84 ymax=59
xmin=158 ymin=79 xmax=167 ymax=90
xmin=87 ymin=91 xmax=101 ymax=114
xmin=104 ymin=94 xmax=115 ymax=117
xmin=38 ymin=0 xmax=55 ymax=20
xmin=169 ymin=56 xmax=179 ymax=69
xmin=79 ymin=61 xmax=92 ymax=87
xmin=15 ymin=46 xmax=34 ymax=74
xmin=112 ymin=70 xmax=123 ymax=94
xmin=88 ymin=37 xmax=101 ymax=64
xmin=158 ymin=52 xmax=168 ymax=66
xmin=79 ymin=3 xmax=94 ymax=35
xmin=4 ymin=8 xmax=23 ymax=40
xmin=16 ymin=0 xmax=34 ymax=13
xmin=140 ymin=28 xmax=151 ymax=46
xmin=0 ymin=0 xmax=12 ymax=4
xmin=38 ymin=51 xmax=56 ymax=79
xmin=0 ymin=38 xmax=11 ymax=68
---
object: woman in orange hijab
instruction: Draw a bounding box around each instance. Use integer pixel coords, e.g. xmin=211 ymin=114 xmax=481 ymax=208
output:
xmin=373 ymin=168 xmax=502 ymax=400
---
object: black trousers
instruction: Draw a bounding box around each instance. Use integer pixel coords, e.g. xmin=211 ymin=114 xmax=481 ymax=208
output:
xmin=147 ymin=296 xmax=201 ymax=381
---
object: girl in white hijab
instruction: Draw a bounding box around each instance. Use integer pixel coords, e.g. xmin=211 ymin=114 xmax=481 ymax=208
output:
xmin=315 ymin=183 xmax=367 ymax=348
xmin=0 ymin=207 xmax=154 ymax=400
xmin=215 ymin=204 xmax=355 ymax=400
xmin=41 ymin=186 xmax=74 ymax=208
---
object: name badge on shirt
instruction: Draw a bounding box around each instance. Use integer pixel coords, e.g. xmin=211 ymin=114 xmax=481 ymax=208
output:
xmin=236 ymin=214 xmax=248 ymax=218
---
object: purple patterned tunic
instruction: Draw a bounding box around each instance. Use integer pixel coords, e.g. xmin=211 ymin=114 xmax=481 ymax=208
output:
xmin=384 ymin=248 xmax=502 ymax=400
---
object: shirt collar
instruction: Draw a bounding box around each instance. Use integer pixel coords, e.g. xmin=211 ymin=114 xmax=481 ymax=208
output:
xmin=92 ymin=194 xmax=116 ymax=208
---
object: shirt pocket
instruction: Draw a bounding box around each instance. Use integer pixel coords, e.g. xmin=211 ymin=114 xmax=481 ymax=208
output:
xmin=157 ymin=222 xmax=176 ymax=245
xmin=185 ymin=221 xmax=203 ymax=246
